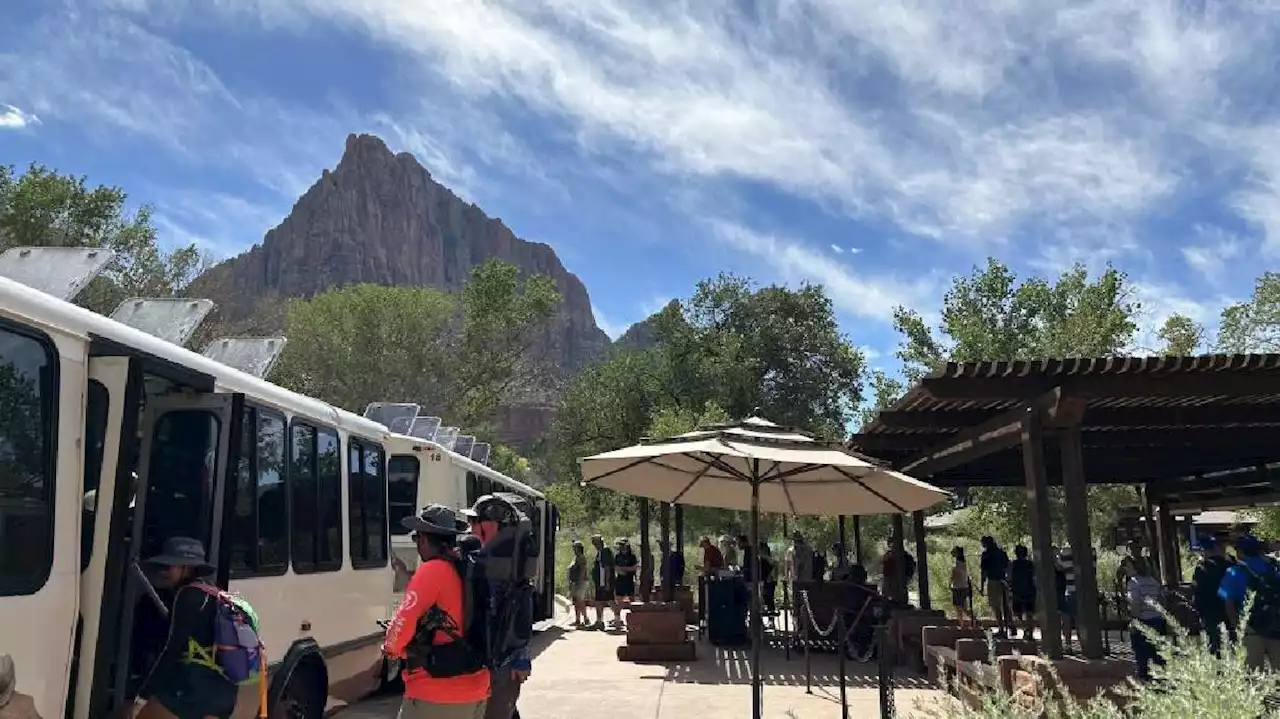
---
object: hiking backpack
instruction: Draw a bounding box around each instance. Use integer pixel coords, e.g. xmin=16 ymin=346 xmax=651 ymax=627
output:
xmin=1243 ymin=559 xmax=1280 ymax=640
xmin=193 ymin=583 xmax=266 ymax=685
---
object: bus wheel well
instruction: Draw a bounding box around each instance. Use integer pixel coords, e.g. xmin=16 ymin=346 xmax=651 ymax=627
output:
xmin=269 ymin=640 xmax=328 ymax=719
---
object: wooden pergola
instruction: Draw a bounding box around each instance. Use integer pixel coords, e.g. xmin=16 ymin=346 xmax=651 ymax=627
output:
xmin=848 ymin=354 xmax=1280 ymax=660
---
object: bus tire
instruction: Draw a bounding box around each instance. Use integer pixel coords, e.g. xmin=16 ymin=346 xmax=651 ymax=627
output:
xmin=271 ymin=652 xmax=327 ymax=719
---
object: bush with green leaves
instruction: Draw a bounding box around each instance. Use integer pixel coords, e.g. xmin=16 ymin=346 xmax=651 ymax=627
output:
xmin=915 ymin=602 xmax=1280 ymax=719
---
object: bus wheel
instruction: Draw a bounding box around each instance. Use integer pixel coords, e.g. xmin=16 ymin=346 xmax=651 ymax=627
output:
xmin=274 ymin=663 xmax=324 ymax=719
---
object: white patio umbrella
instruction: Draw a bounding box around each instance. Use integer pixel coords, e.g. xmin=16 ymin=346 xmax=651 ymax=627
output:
xmin=579 ymin=416 xmax=949 ymax=719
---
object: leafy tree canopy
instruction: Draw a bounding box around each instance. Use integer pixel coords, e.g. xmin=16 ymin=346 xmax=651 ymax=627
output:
xmin=1217 ymin=271 xmax=1280 ymax=353
xmin=271 ymin=259 xmax=560 ymax=435
xmin=889 ymin=259 xmax=1142 ymax=540
xmin=0 ymin=163 xmax=203 ymax=313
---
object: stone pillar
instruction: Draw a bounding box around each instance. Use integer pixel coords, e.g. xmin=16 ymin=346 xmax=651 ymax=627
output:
xmin=1060 ymin=426 xmax=1102 ymax=659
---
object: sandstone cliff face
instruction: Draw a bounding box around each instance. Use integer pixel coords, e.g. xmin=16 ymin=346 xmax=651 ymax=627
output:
xmin=190 ymin=134 xmax=611 ymax=446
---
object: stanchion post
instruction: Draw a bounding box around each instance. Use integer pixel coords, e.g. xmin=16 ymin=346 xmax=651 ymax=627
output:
xmin=878 ymin=622 xmax=896 ymax=719
xmin=804 ymin=590 xmax=813 ymax=694
xmin=838 ymin=611 xmax=849 ymax=719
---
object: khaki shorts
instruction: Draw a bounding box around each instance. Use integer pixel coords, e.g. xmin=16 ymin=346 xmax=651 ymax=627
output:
xmin=570 ymin=581 xmax=590 ymax=601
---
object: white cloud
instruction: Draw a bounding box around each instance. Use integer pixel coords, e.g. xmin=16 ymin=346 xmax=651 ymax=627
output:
xmin=829 ymin=244 xmax=844 ymax=254
xmin=591 ymin=303 xmax=626 ymax=340
xmin=0 ymin=104 xmax=40 ymax=129
xmin=1129 ymin=281 xmax=1233 ymax=354
xmin=1181 ymin=225 xmax=1245 ymax=284
xmin=709 ymin=220 xmax=939 ymax=323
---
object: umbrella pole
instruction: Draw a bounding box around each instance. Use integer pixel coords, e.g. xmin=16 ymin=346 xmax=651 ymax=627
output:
xmin=783 ymin=515 xmax=790 ymax=661
xmin=751 ymin=479 xmax=763 ymax=719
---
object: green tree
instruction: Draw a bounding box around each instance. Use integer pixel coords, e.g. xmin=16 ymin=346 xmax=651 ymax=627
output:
xmin=489 ymin=443 xmax=534 ymax=486
xmin=1156 ymin=313 xmax=1205 ymax=355
xmin=547 ymin=274 xmax=867 ymax=533
xmin=271 ymin=259 xmax=561 ymax=432
xmin=890 ymin=259 xmax=1141 ymax=541
xmin=0 ymin=163 xmax=202 ymax=313
xmin=858 ymin=369 xmax=906 ymax=429
xmin=1217 ymin=272 xmax=1280 ymax=353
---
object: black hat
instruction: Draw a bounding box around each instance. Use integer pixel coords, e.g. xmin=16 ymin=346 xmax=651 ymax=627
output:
xmin=456 ymin=533 xmax=483 ymax=553
xmin=402 ymin=504 xmax=468 ymax=536
xmin=144 ymin=536 xmax=214 ymax=575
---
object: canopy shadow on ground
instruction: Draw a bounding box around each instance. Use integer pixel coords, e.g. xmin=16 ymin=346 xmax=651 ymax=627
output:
xmin=632 ymin=640 xmax=932 ymax=690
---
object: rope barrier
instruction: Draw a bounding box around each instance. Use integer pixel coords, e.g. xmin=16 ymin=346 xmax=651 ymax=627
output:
xmin=796 ymin=588 xmax=878 ymax=662
xmin=794 ymin=587 xmax=895 ymax=718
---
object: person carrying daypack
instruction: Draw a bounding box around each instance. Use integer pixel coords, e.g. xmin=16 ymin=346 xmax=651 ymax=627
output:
xmin=1191 ymin=535 xmax=1235 ymax=656
xmin=462 ymin=494 xmax=538 ymax=719
xmin=385 ymin=505 xmax=491 ymax=719
xmin=135 ymin=537 xmax=266 ymax=719
xmin=1220 ymin=534 xmax=1280 ymax=670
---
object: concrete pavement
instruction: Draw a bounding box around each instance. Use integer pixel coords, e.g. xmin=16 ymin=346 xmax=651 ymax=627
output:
xmin=339 ymin=605 xmax=946 ymax=718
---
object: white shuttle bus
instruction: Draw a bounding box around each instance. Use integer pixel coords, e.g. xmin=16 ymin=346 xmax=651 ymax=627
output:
xmin=376 ymin=423 xmax=557 ymax=623
xmin=0 ymin=248 xmax=398 ymax=719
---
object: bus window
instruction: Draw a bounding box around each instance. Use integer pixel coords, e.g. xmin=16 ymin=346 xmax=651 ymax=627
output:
xmin=316 ymin=429 xmax=342 ymax=569
xmin=478 ymin=476 xmax=493 ymax=498
xmin=465 ymin=471 xmax=478 ymax=506
xmin=348 ymin=440 xmax=388 ymax=568
xmin=528 ymin=500 xmax=542 ymax=556
xmin=80 ymin=379 xmax=109 ymax=571
xmin=0 ymin=323 xmax=56 ymax=596
xmin=230 ymin=407 xmax=287 ymax=578
xmin=388 ymin=455 xmax=418 ymax=536
xmin=290 ymin=423 xmax=316 ymax=572
xmin=290 ymin=421 xmax=343 ymax=573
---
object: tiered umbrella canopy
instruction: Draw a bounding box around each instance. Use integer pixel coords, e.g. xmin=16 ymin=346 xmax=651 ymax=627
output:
xmin=579 ymin=416 xmax=949 ymax=719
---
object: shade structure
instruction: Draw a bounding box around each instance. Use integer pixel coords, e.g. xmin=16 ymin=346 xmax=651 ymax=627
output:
xmin=581 ymin=419 xmax=949 ymax=516
xmin=579 ymin=416 xmax=949 ymax=719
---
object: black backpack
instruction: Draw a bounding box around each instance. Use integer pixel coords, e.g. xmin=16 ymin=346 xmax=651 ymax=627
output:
xmin=1243 ymin=559 xmax=1280 ymax=640
xmin=406 ymin=552 xmax=491 ymax=678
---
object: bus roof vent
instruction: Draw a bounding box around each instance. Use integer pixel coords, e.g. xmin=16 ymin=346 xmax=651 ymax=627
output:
xmin=0 ymin=246 xmax=116 ymax=301
xmin=201 ymin=337 xmax=287 ymax=378
xmin=110 ymin=297 xmax=215 ymax=346
xmin=363 ymin=403 xmax=420 ymax=430
xmin=454 ymin=434 xmax=475 ymax=457
xmin=435 ymin=426 xmax=459 ymax=450
xmin=470 ymin=442 xmax=491 ymax=465
xmin=409 ymin=416 xmax=441 ymax=440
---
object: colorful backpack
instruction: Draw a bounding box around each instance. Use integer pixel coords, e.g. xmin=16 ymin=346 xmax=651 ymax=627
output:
xmin=193 ymin=583 xmax=268 ymax=715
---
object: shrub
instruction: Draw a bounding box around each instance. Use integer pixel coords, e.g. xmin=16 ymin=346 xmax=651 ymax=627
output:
xmin=915 ymin=604 xmax=1280 ymax=719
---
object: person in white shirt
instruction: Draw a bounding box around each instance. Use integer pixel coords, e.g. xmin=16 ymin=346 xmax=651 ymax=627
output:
xmin=1123 ymin=556 xmax=1168 ymax=681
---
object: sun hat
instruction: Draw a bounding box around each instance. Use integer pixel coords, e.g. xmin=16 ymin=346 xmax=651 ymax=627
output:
xmin=402 ymin=504 xmax=468 ymax=536
xmin=143 ymin=536 xmax=214 ymax=575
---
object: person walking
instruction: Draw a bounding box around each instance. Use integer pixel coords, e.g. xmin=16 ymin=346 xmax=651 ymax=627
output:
xmin=1220 ymin=534 xmax=1280 ymax=670
xmin=979 ymin=536 xmax=1011 ymax=636
xmin=134 ymin=537 xmax=254 ymax=719
xmin=1190 ymin=535 xmax=1234 ymax=656
xmin=384 ymin=506 xmax=490 ymax=719
xmin=1123 ymin=556 xmax=1167 ymax=682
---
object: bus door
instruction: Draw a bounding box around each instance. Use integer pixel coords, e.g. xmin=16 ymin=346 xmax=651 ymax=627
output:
xmin=540 ymin=502 xmax=558 ymax=621
xmin=91 ymin=390 xmax=244 ymax=718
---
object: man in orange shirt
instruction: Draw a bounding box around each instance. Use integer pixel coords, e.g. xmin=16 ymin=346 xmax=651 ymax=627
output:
xmin=384 ymin=505 xmax=491 ymax=719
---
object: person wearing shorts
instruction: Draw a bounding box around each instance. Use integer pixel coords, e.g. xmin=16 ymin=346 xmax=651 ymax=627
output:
xmin=613 ymin=539 xmax=639 ymax=629
xmin=567 ymin=540 xmax=590 ymax=626
xmin=1008 ymin=544 xmax=1036 ymax=639
xmin=949 ymin=546 xmax=973 ymax=626
xmin=590 ymin=534 xmax=616 ymax=629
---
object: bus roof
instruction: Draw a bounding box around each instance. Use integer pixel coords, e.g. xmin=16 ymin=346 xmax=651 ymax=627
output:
xmin=0 ymin=276 xmax=387 ymax=440
xmin=383 ymin=431 xmax=545 ymax=500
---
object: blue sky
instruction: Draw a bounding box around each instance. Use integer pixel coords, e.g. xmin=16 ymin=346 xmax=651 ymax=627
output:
xmin=1 ymin=1 xmax=1276 ymax=372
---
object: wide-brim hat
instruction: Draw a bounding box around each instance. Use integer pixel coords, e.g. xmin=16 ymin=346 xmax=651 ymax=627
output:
xmin=402 ymin=504 xmax=468 ymax=536
xmin=144 ymin=536 xmax=214 ymax=575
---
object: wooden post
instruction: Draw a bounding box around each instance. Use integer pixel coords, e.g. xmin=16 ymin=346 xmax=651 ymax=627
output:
xmin=1155 ymin=503 xmax=1180 ymax=587
xmin=1022 ymin=407 xmax=1062 ymax=659
xmin=838 ymin=516 xmax=848 ymax=567
xmin=660 ymin=501 xmax=672 ymax=601
xmin=891 ymin=514 xmax=906 ymax=603
xmin=674 ymin=504 xmax=685 ymax=555
xmin=913 ymin=510 xmax=930 ymax=610
xmin=639 ymin=498 xmax=653 ymax=601
xmin=853 ymin=515 xmax=863 ymax=565
xmin=1140 ymin=485 xmax=1161 ymax=579
xmin=1060 ymin=426 xmax=1102 ymax=659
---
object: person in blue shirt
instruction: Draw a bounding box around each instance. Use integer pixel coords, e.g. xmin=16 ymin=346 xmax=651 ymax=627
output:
xmin=1218 ymin=534 xmax=1280 ymax=670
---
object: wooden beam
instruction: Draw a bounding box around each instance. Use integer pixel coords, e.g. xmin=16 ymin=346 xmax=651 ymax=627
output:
xmin=933 ymin=450 xmax=1280 ymax=483
xmin=922 ymin=371 xmax=1280 ymax=401
xmin=856 ymin=425 xmax=1280 ymax=452
xmin=1060 ymin=427 xmax=1102 ymax=659
xmin=1165 ymin=490 xmax=1280 ymax=513
xmin=873 ymin=403 xmax=1280 ymax=430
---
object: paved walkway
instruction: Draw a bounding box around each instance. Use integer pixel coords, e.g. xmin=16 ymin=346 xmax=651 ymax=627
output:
xmin=340 ymin=605 xmax=946 ymax=719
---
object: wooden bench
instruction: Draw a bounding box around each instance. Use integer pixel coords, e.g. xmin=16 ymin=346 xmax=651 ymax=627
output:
xmin=921 ymin=625 xmax=987 ymax=685
xmin=1009 ymin=655 xmax=1135 ymax=714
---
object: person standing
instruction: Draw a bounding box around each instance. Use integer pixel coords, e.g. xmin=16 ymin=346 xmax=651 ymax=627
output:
xmin=1190 ymin=535 xmax=1234 ymax=656
xmin=979 ymin=536 xmax=1011 ymax=635
xmin=699 ymin=536 xmax=725 ymax=575
xmin=465 ymin=495 xmax=538 ymax=719
xmin=1056 ymin=545 xmax=1077 ymax=651
xmin=1007 ymin=545 xmax=1036 ymax=640
xmin=613 ymin=539 xmax=639 ymax=628
xmin=1124 ymin=557 xmax=1167 ymax=682
xmin=1219 ymin=534 xmax=1280 ymax=670
xmin=567 ymin=541 xmax=590 ymax=627
xmin=385 ymin=506 xmax=490 ymax=719
xmin=949 ymin=546 xmax=974 ymax=627
xmin=784 ymin=532 xmax=813 ymax=585
xmin=590 ymin=534 xmax=616 ymax=629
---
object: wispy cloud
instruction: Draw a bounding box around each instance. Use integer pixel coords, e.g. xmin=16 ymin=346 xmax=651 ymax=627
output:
xmin=0 ymin=104 xmax=39 ymax=129
xmin=710 ymin=220 xmax=940 ymax=324
xmin=1182 ymin=225 xmax=1245 ymax=284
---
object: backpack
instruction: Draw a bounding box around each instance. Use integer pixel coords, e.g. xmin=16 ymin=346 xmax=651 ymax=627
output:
xmin=1242 ymin=559 xmax=1280 ymax=639
xmin=191 ymin=583 xmax=268 ymax=717
xmin=407 ymin=552 xmax=492 ymax=678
